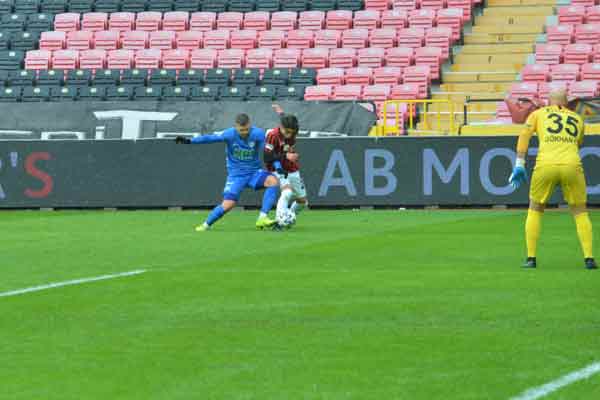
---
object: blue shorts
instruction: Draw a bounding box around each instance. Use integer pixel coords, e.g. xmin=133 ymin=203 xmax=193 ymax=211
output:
xmin=223 ymin=169 xmax=273 ymax=201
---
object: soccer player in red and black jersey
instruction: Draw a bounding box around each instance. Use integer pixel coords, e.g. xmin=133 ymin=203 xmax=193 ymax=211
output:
xmin=264 ymin=105 xmax=308 ymax=226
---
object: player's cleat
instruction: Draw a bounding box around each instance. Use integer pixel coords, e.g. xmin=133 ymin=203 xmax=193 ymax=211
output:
xmin=256 ymin=215 xmax=277 ymax=230
xmin=195 ymin=223 xmax=210 ymax=232
xmin=585 ymin=258 xmax=598 ymax=270
xmin=522 ymin=257 xmax=537 ymax=268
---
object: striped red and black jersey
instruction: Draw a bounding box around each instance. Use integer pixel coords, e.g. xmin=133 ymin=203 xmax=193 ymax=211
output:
xmin=264 ymin=127 xmax=300 ymax=173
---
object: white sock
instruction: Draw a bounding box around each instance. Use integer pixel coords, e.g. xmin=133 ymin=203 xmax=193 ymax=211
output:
xmin=258 ymin=212 xmax=268 ymax=219
xmin=291 ymin=201 xmax=305 ymax=215
xmin=276 ymin=189 xmax=294 ymax=217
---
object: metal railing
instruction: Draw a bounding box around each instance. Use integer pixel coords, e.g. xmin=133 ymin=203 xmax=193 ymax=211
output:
xmin=380 ymin=99 xmax=456 ymax=136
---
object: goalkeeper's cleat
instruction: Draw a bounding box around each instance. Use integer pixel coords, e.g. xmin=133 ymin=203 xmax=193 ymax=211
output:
xmin=195 ymin=223 xmax=210 ymax=232
xmin=522 ymin=257 xmax=537 ymax=268
xmin=256 ymin=215 xmax=277 ymax=230
xmin=585 ymin=258 xmax=598 ymax=270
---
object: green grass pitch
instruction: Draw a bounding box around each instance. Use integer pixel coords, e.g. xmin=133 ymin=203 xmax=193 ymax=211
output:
xmin=2 ymin=209 xmax=600 ymax=399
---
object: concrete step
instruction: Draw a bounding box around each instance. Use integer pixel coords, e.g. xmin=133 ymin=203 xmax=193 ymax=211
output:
xmin=486 ymin=0 xmax=557 ymax=6
xmin=427 ymin=102 xmax=498 ymax=112
xmin=454 ymin=53 xmax=528 ymax=64
xmin=464 ymin=33 xmax=540 ymax=44
xmin=450 ymin=63 xmax=522 ymax=72
xmin=432 ymin=92 xmax=506 ymax=103
xmin=443 ymin=71 xmax=519 ymax=83
xmin=483 ymin=6 xmax=555 ymax=16
xmin=471 ymin=23 xmax=545 ymax=34
xmin=474 ymin=15 xmax=548 ymax=26
xmin=440 ymin=82 xmax=512 ymax=92
xmin=460 ymin=43 xmax=534 ymax=54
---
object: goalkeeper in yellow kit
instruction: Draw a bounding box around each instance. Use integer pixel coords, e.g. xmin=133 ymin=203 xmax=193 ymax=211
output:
xmin=509 ymin=89 xmax=597 ymax=269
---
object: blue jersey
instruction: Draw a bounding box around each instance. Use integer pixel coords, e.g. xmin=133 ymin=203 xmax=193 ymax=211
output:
xmin=190 ymin=126 xmax=266 ymax=177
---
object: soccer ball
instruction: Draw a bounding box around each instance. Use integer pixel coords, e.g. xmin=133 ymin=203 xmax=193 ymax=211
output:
xmin=277 ymin=209 xmax=296 ymax=228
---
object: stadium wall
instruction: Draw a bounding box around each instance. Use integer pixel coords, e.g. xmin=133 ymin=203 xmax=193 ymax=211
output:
xmin=2 ymin=137 xmax=600 ymax=208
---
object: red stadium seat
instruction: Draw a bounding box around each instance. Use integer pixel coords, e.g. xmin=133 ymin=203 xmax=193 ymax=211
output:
xmin=535 ymin=44 xmax=563 ymax=65
xmin=258 ymin=30 xmax=286 ymax=49
xmin=190 ymin=48 xmax=217 ymax=69
xmin=425 ymin=27 xmax=453 ymax=61
xmin=107 ymin=49 xmax=134 ymax=69
xmin=304 ymin=85 xmax=333 ymax=100
xmin=581 ymin=62 xmax=600 ymax=79
xmin=381 ymin=9 xmax=407 ymax=30
xmin=571 ymin=0 xmax=595 ymax=5
xmin=421 ymin=0 xmax=444 ymax=10
xmin=326 ymin=10 xmax=353 ymax=30
xmin=230 ymin=30 xmax=258 ymax=49
xmin=79 ymin=49 xmax=106 ymax=70
xmin=436 ymin=8 xmax=463 ymax=41
xmin=403 ymin=65 xmax=431 ymax=97
xmin=575 ymin=23 xmax=600 ymax=44
xmin=271 ymin=11 xmax=297 ymax=31
xmin=386 ymin=47 xmax=414 ymax=67
xmin=54 ymin=13 xmax=81 ymax=32
xmin=244 ymin=11 xmax=270 ymax=31
xmin=392 ymin=0 xmax=419 ymax=11
xmin=163 ymin=12 xmax=190 ymax=32
xmin=558 ymin=5 xmax=586 ymax=25
xmin=52 ymin=49 xmax=79 ymax=70
xmin=25 ymin=49 xmax=52 ymax=70
xmin=391 ymin=83 xmax=420 ymax=99
xmin=299 ymin=11 xmax=325 ymax=30
xmin=317 ymin=67 xmax=345 ymax=84
xmin=586 ymin=6 xmax=600 ymax=24
xmin=510 ymin=82 xmax=539 ymax=99
xmin=354 ymin=10 xmax=381 ymax=30
xmin=373 ymin=66 xmax=402 ymax=84
xmin=136 ymin=12 xmax=163 ymax=32
xmin=365 ymin=0 xmax=391 ymax=11
xmin=135 ymin=49 xmax=162 ymax=69
xmin=363 ymin=84 xmax=391 ymax=101
xmin=593 ymin=44 xmax=600 ymax=62
xmin=122 ymin=30 xmax=149 ymax=50
xmin=94 ymin=30 xmax=120 ymax=50
xmin=550 ymin=63 xmax=580 ymax=82
xmin=521 ymin=64 xmax=550 ymax=82
xmin=415 ymin=46 xmax=442 ymax=79
xmin=108 ymin=12 xmax=135 ymax=32
xmin=345 ymin=66 xmax=373 ymax=84
xmin=217 ymin=12 xmax=244 ymax=30
xmin=273 ymin=48 xmax=301 ymax=68
xmin=564 ymin=43 xmax=593 ymax=64
xmin=66 ymin=30 xmax=93 ymax=50
xmin=329 ymin=47 xmax=357 ymax=68
xmin=176 ymin=31 xmax=203 ymax=50
xmin=314 ymin=29 xmax=342 ymax=48
xmin=162 ymin=49 xmax=189 ymax=69
xmin=150 ymin=31 xmax=176 ymax=50
xmin=287 ymin=29 xmax=315 ymax=49
xmin=342 ymin=28 xmax=369 ymax=49
xmin=217 ymin=48 xmax=244 ymax=68
xmin=446 ymin=0 xmax=472 ymax=22
xmin=40 ymin=31 xmax=66 ymax=51
xmin=546 ymin=24 xmax=574 ymax=45
xmin=302 ymin=47 xmax=329 ymax=68
xmin=398 ymin=27 xmax=425 ymax=49
xmin=333 ymin=84 xmax=363 ymax=100
xmin=82 ymin=12 xmax=108 ymax=32
xmin=539 ymin=81 xmax=569 ymax=102
xmin=204 ymin=30 xmax=230 ymax=50
xmin=369 ymin=28 xmax=397 ymax=48
xmin=409 ymin=9 xmax=436 ymax=30
xmin=246 ymin=48 xmax=273 ymax=68
xmin=569 ymin=80 xmax=598 ymax=97
xmin=190 ymin=12 xmax=217 ymax=31
xmin=357 ymin=47 xmax=385 ymax=67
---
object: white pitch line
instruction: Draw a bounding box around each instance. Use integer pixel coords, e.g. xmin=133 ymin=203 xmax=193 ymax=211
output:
xmin=510 ymin=362 xmax=600 ymax=400
xmin=0 ymin=269 xmax=147 ymax=298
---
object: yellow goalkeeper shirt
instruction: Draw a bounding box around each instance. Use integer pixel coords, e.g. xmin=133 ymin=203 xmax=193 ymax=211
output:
xmin=519 ymin=105 xmax=585 ymax=166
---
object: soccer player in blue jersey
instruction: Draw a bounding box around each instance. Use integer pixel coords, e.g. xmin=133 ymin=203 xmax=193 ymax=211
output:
xmin=175 ymin=114 xmax=279 ymax=231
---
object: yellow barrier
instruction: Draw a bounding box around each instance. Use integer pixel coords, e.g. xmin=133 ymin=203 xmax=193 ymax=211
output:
xmin=379 ymin=99 xmax=456 ymax=136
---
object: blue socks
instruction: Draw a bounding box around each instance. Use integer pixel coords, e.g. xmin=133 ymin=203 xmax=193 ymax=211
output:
xmin=206 ymin=205 xmax=226 ymax=226
xmin=261 ymin=186 xmax=279 ymax=214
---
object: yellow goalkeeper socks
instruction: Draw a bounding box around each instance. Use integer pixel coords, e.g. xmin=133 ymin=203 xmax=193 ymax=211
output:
xmin=526 ymin=209 xmax=543 ymax=258
xmin=575 ymin=212 xmax=594 ymax=259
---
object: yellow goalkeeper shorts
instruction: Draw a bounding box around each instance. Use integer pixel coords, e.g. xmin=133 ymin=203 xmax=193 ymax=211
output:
xmin=530 ymin=164 xmax=587 ymax=206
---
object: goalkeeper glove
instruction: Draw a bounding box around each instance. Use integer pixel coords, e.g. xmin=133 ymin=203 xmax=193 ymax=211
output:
xmin=509 ymin=158 xmax=528 ymax=189
xmin=175 ymin=136 xmax=191 ymax=144
xmin=273 ymin=161 xmax=287 ymax=177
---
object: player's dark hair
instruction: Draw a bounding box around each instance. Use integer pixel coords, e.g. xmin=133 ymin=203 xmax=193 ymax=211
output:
xmin=235 ymin=113 xmax=250 ymax=126
xmin=280 ymin=114 xmax=299 ymax=132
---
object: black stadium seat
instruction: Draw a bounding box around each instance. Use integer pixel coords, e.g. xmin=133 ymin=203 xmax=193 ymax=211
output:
xmin=106 ymin=85 xmax=133 ymax=101
xmin=94 ymin=0 xmax=121 ymax=13
xmin=310 ymin=0 xmax=336 ymax=11
xmin=173 ymin=0 xmax=199 ymax=12
xmin=121 ymin=0 xmax=147 ymax=12
xmin=219 ymin=86 xmax=247 ymax=101
xmin=177 ymin=69 xmax=203 ymax=86
xmin=40 ymin=0 xmax=67 ymax=13
xmin=201 ymin=0 xmax=227 ymax=13
xmin=10 ymin=31 xmax=39 ymax=51
xmin=261 ymin=68 xmax=289 ymax=86
xmin=22 ymin=85 xmax=50 ymax=101
xmin=8 ymin=69 xmax=34 ymax=86
xmin=67 ymin=0 xmax=94 ymax=12
xmin=79 ymin=86 xmax=106 ymax=100
xmin=247 ymin=85 xmax=275 ymax=101
xmin=256 ymin=0 xmax=279 ymax=11
xmin=91 ymin=69 xmax=120 ymax=87
xmin=190 ymin=85 xmax=218 ymax=101
xmin=134 ymin=86 xmax=162 ymax=101
xmin=27 ymin=13 xmax=54 ymax=33
xmin=37 ymin=69 xmax=63 ymax=86
xmin=50 ymin=85 xmax=77 ymax=100
xmin=0 ymin=32 xmax=10 ymax=50
xmin=204 ymin=68 xmax=231 ymax=86
xmin=2 ymin=14 xmax=27 ymax=32
xmin=121 ymin=68 xmax=147 ymax=87
xmin=337 ymin=0 xmax=362 ymax=11
xmin=0 ymin=50 xmax=24 ymax=71
xmin=148 ymin=0 xmax=172 ymax=11
xmin=289 ymin=67 xmax=316 ymax=85
xmin=228 ymin=0 xmax=256 ymax=12
xmin=0 ymin=86 xmax=20 ymax=101
xmin=281 ymin=0 xmax=308 ymax=11
xmin=163 ymin=85 xmax=189 ymax=101
xmin=275 ymin=85 xmax=305 ymax=100
xmin=148 ymin=68 xmax=176 ymax=87
xmin=0 ymin=0 xmax=14 ymax=15
xmin=14 ymin=0 xmax=39 ymax=14
xmin=66 ymin=69 xmax=92 ymax=87
xmin=232 ymin=68 xmax=260 ymax=87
